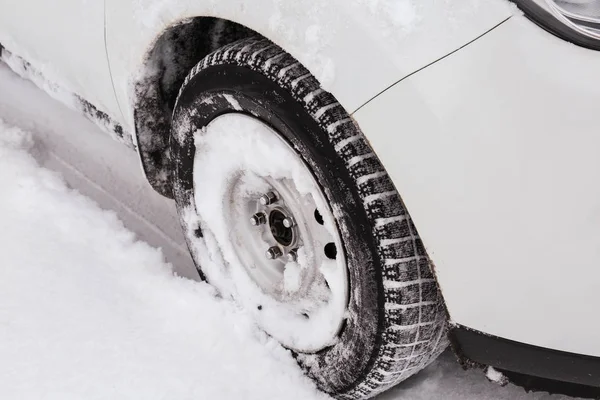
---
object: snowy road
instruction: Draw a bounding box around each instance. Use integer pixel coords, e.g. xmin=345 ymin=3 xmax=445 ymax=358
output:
xmin=0 ymin=61 xmax=583 ymax=400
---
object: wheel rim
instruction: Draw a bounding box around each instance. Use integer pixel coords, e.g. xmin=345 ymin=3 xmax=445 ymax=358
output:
xmin=231 ymin=176 xmax=338 ymax=302
xmin=190 ymin=113 xmax=349 ymax=352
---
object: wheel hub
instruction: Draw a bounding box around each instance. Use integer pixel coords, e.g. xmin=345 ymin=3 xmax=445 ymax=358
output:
xmin=268 ymin=208 xmax=294 ymax=247
xmin=250 ymin=192 xmax=298 ymax=257
xmin=236 ymin=179 xmax=323 ymax=300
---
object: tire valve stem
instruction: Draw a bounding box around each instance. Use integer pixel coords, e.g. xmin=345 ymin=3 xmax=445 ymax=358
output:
xmin=259 ymin=191 xmax=278 ymax=206
xmin=266 ymin=246 xmax=283 ymax=260
xmin=250 ymin=212 xmax=267 ymax=226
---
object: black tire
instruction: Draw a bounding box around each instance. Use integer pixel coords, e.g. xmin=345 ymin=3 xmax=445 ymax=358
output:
xmin=170 ymin=37 xmax=448 ymax=399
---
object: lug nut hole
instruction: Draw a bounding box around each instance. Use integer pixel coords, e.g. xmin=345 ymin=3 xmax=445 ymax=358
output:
xmin=324 ymin=242 xmax=337 ymax=259
xmin=314 ymin=209 xmax=324 ymax=225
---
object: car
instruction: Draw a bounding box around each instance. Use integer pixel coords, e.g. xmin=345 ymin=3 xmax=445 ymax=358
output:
xmin=1 ymin=0 xmax=599 ymax=398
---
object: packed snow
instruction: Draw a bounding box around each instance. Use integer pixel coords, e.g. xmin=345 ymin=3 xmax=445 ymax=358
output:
xmin=0 ymin=62 xmax=584 ymax=400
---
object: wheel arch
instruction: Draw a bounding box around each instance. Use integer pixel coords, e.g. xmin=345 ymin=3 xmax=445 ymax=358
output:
xmin=124 ymin=2 xmax=513 ymax=197
xmin=132 ymin=17 xmax=257 ymax=197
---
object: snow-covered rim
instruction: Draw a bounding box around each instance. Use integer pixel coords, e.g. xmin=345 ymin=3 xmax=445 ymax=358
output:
xmin=188 ymin=113 xmax=349 ymax=353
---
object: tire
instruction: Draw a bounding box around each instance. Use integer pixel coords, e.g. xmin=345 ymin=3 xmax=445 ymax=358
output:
xmin=170 ymin=37 xmax=448 ymax=399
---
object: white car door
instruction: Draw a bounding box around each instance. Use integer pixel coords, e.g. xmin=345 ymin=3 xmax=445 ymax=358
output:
xmin=0 ymin=0 xmax=121 ymax=121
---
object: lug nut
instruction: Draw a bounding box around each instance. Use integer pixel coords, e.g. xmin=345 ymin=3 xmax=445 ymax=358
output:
xmin=250 ymin=212 xmax=267 ymax=226
xmin=259 ymin=192 xmax=278 ymax=206
xmin=282 ymin=217 xmax=295 ymax=228
xmin=288 ymin=248 xmax=298 ymax=262
xmin=266 ymin=246 xmax=283 ymax=260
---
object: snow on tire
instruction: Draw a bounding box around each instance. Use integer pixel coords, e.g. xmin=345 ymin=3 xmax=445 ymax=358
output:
xmin=170 ymin=37 xmax=448 ymax=399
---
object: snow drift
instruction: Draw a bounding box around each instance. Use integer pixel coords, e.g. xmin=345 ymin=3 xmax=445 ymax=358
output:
xmin=0 ymin=119 xmax=327 ymax=400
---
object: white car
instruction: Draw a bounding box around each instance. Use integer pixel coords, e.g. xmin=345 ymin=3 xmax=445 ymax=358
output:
xmin=1 ymin=0 xmax=599 ymax=398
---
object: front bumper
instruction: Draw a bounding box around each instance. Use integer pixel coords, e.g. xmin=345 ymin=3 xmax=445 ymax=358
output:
xmin=450 ymin=325 xmax=600 ymax=388
xmin=353 ymin=11 xmax=600 ymax=362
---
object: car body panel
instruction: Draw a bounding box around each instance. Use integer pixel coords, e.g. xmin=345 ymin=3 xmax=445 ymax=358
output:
xmin=2 ymin=0 xmax=599 ymax=363
xmin=105 ymin=0 xmax=513 ymax=133
xmin=0 ymin=0 xmax=121 ymax=119
xmin=354 ymin=13 xmax=600 ymax=357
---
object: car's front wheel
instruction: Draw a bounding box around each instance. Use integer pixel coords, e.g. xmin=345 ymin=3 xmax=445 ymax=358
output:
xmin=170 ymin=37 xmax=448 ymax=399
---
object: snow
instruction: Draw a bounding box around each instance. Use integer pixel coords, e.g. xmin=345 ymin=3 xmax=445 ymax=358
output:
xmin=128 ymin=0 xmax=511 ymax=104
xmin=0 ymin=35 xmax=77 ymax=109
xmin=0 ymin=118 xmax=327 ymax=400
xmin=1 ymin=47 xmax=75 ymax=110
xmin=263 ymin=0 xmax=420 ymax=87
xmin=486 ymin=366 xmax=509 ymax=386
xmin=0 ymin=62 xmax=584 ymax=400
xmin=377 ymin=351 xmax=579 ymax=400
xmin=223 ymin=93 xmax=243 ymax=111
xmin=0 ymin=61 xmax=198 ymax=282
xmin=186 ymin=113 xmax=348 ymax=352
xmin=0 ymin=48 xmax=132 ymax=148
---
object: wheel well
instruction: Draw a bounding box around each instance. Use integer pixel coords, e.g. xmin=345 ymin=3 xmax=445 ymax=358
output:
xmin=133 ymin=17 xmax=256 ymax=197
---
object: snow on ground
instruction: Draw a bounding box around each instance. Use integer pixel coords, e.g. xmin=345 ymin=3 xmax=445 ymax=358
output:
xmin=0 ymin=60 xmax=199 ymax=282
xmin=0 ymin=61 xmax=584 ymax=399
xmin=0 ymin=119 xmax=328 ymax=400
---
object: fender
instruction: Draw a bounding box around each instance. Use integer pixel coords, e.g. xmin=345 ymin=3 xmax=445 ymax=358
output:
xmin=353 ymin=14 xmax=600 ymax=358
xmin=105 ymin=0 xmax=514 ymax=196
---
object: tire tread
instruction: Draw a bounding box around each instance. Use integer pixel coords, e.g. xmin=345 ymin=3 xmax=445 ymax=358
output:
xmin=176 ymin=37 xmax=448 ymax=400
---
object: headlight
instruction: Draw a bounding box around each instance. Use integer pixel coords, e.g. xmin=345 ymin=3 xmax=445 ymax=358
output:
xmin=512 ymin=0 xmax=600 ymax=49
xmin=547 ymin=0 xmax=600 ymax=39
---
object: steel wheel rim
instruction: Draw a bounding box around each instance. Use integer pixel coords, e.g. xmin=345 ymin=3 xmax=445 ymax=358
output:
xmin=191 ymin=113 xmax=349 ymax=352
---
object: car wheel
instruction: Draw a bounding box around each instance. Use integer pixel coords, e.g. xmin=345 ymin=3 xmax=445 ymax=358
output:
xmin=170 ymin=37 xmax=448 ymax=399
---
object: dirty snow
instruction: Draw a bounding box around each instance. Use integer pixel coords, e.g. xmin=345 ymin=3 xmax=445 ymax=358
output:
xmin=0 ymin=62 xmax=586 ymax=400
xmin=0 ymin=48 xmax=131 ymax=148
